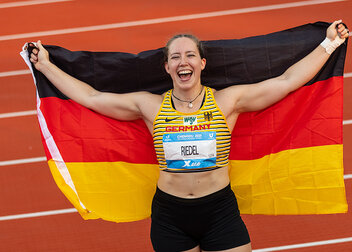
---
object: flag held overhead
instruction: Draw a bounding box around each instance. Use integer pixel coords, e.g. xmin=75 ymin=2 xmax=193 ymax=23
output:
xmin=21 ymin=21 xmax=348 ymax=223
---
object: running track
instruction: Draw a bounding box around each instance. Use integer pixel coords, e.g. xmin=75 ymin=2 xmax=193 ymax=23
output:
xmin=1 ymin=0 xmax=351 ymax=251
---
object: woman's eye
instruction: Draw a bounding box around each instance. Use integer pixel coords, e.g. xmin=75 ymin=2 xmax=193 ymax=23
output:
xmin=170 ymin=56 xmax=179 ymax=60
xmin=187 ymin=54 xmax=195 ymax=57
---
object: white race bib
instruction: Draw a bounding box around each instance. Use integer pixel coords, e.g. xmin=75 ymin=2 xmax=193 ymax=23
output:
xmin=162 ymin=131 xmax=216 ymax=169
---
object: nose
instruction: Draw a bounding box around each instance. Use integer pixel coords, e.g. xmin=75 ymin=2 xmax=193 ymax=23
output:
xmin=179 ymin=55 xmax=188 ymax=65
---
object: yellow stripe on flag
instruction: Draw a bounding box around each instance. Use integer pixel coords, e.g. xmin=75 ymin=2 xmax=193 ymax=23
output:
xmin=49 ymin=160 xmax=159 ymax=222
xmin=49 ymin=145 xmax=346 ymax=222
xmin=48 ymin=160 xmax=95 ymax=218
xmin=230 ymin=144 xmax=347 ymax=214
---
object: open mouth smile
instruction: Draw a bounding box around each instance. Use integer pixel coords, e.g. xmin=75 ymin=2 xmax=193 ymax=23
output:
xmin=177 ymin=70 xmax=193 ymax=81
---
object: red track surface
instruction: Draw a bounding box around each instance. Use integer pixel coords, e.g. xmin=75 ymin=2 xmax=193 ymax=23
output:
xmin=0 ymin=0 xmax=351 ymax=251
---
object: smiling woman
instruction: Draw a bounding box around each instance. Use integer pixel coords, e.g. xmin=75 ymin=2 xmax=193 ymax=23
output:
xmin=24 ymin=20 xmax=349 ymax=252
xmin=164 ymin=36 xmax=206 ymax=102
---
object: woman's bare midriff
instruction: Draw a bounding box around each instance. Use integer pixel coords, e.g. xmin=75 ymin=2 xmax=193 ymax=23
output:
xmin=157 ymin=165 xmax=230 ymax=198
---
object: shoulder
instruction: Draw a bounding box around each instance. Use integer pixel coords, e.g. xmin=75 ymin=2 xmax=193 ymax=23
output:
xmin=134 ymin=91 xmax=164 ymax=123
xmin=135 ymin=91 xmax=163 ymax=109
xmin=213 ymin=85 xmax=245 ymax=110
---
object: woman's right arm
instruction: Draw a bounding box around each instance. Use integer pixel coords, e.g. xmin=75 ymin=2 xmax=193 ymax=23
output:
xmin=30 ymin=41 xmax=159 ymax=121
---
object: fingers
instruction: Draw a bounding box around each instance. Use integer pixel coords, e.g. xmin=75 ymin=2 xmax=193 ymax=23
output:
xmin=331 ymin=19 xmax=342 ymax=28
xmin=328 ymin=20 xmax=342 ymax=31
xmin=29 ymin=53 xmax=38 ymax=64
xmin=29 ymin=41 xmax=41 ymax=64
xmin=37 ymin=40 xmax=44 ymax=50
xmin=28 ymin=40 xmax=50 ymax=70
xmin=339 ymin=28 xmax=348 ymax=37
xmin=327 ymin=20 xmax=340 ymax=39
xmin=333 ymin=20 xmax=349 ymax=38
xmin=337 ymin=23 xmax=349 ymax=38
xmin=327 ymin=20 xmax=349 ymax=40
xmin=32 ymin=47 xmax=39 ymax=55
xmin=29 ymin=40 xmax=44 ymax=60
xmin=28 ymin=42 xmax=38 ymax=58
xmin=30 ymin=53 xmax=38 ymax=61
xmin=28 ymin=40 xmax=44 ymax=54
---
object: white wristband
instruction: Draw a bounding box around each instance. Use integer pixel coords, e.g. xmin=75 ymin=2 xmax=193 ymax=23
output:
xmin=320 ymin=36 xmax=345 ymax=55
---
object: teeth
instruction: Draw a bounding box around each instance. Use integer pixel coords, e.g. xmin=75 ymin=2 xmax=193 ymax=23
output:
xmin=178 ymin=70 xmax=192 ymax=75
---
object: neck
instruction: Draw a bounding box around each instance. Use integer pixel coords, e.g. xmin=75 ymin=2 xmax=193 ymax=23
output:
xmin=173 ymin=84 xmax=203 ymax=100
xmin=172 ymin=85 xmax=204 ymax=110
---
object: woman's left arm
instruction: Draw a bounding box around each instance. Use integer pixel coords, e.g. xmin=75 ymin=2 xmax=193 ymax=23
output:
xmin=219 ymin=20 xmax=349 ymax=114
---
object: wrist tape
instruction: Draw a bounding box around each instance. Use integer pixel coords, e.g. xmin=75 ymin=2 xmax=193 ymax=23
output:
xmin=320 ymin=36 xmax=345 ymax=55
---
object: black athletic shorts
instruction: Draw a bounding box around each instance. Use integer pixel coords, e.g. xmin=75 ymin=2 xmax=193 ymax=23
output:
xmin=150 ymin=184 xmax=250 ymax=252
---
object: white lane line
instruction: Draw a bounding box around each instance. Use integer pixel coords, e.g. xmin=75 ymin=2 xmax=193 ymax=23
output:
xmin=0 ymin=0 xmax=71 ymax=9
xmin=345 ymin=73 xmax=352 ymax=78
xmin=0 ymin=69 xmax=31 ymax=77
xmin=0 ymin=0 xmax=345 ymax=41
xmin=0 ymin=157 xmax=46 ymax=166
xmin=0 ymin=110 xmax=36 ymax=119
xmin=253 ymin=237 xmax=352 ymax=252
xmin=344 ymin=174 xmax=352 ymax=179
xmin=0 ymin=208 xmax=77 ymax=221
xmin=0 ymin=209 xmax=351 ymax=252
xmin=343 ymin=120 xmax=352 ymax=125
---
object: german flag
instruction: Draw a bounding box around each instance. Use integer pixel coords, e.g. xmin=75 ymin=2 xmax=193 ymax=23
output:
xmin=21 ymin=22 xmax=348 ymax=222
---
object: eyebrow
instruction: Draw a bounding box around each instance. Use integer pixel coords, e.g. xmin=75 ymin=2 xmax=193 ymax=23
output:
xmin=170 ymin=50 xmax=197 ymax=56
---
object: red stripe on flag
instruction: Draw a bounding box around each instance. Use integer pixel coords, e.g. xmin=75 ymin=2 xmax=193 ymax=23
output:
xmin=38 ymin=76 xmax=342 ymax=163
xmin=39 ymin=98 xmax=157 ymax=163
xmin=230 ymin=76 xmax=343 ymax=160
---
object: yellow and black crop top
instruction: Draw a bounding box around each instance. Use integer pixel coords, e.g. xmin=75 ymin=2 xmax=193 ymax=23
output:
xmin=153 ymin=86 xmax=231 ymax=172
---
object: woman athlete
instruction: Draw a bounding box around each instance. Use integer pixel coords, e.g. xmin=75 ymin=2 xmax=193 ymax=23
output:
xmin=30 ymin=21 xmax=348 ymax=252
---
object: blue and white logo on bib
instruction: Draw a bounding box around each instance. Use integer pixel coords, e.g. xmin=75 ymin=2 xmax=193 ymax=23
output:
xmin=162 ymin=131 xmax=216 ymax=169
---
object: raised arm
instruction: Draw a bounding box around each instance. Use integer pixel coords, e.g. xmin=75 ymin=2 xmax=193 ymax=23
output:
xmin=30 ymin=41 xmax=161 ymax=123
xmin=217 ymin=20 xmax=349 ymax=114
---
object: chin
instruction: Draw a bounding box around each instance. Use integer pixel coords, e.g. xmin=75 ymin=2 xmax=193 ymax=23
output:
xmin=175 ymin=78 xmax=199 ymax=89
xmin=175 ymin=82 xmax=195 ymax=90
